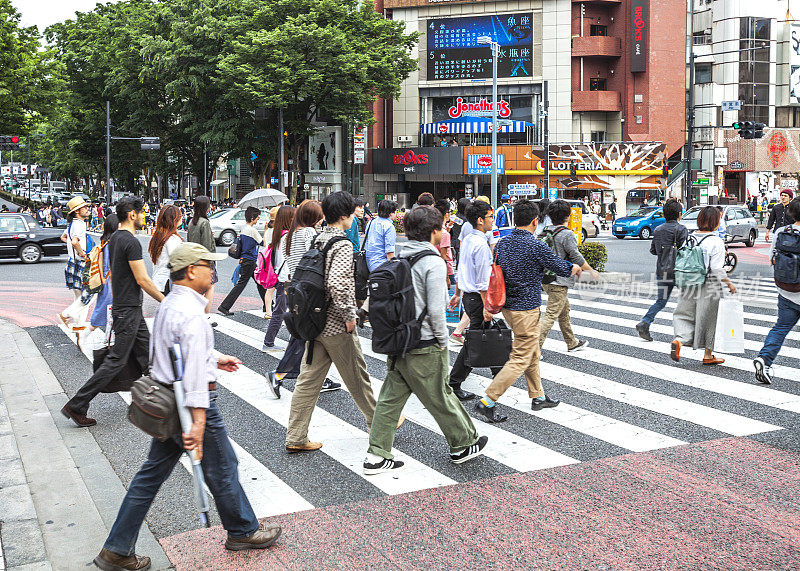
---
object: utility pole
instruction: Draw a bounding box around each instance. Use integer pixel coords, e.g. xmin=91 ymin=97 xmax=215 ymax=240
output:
xmin=544 ymin=80 xmax=550 ymax=195
xmin=203 ymin=142 xmax=207 ymax=197
xmin=26 ymin=136 xmax=30 ymax=201
xmin=490 ymin=41 xmax=499 ymax=208
xmin=684 ymin=7 xmax=695 ymax=208
xmin=106 ymin=101 xmax=111 ymax=204
xmin=278 ymin=108 xmax=285 ymax=195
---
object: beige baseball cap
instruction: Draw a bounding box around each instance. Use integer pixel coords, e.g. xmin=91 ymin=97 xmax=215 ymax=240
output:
xmin=168 ymin=243 xmax=226 ymax=272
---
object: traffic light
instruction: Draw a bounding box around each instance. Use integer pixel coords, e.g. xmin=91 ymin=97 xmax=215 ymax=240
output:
xmin=733 ymin=122 xmax=765 ymax=139
xmin=662 ymin=163 xmax=669 ymax=177
xmin=570 ymin=162 xmax=577 ymax=177
xmin=0 ymin=135 xmax=20 ymax=151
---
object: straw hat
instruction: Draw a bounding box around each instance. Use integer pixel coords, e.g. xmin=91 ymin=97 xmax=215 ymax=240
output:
xmin=67 ymin=196 xmax=89 ymax=213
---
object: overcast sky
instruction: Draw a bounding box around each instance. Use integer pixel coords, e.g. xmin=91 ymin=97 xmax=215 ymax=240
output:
xmin=13 ymin=0 xmax=120 ymax=32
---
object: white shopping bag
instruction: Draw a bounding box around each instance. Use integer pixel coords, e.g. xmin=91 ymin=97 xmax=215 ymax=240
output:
xmin=713 ymin=297 xmax=745 ymax=354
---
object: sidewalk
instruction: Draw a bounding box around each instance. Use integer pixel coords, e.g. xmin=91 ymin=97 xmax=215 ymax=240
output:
xmin=0 ymin=319 xmax=171 ymax=570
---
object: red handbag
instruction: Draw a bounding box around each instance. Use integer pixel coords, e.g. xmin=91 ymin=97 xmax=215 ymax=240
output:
xmin=484 ymin=250 xmax=506 ymax=314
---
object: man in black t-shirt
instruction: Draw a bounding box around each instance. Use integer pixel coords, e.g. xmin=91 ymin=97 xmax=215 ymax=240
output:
xmin=62 ymin=197 xmax=165 ymax=427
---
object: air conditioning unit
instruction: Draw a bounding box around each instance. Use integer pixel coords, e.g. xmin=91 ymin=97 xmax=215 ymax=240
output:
xmin=396 ymin=136 xmax=412 ymax=143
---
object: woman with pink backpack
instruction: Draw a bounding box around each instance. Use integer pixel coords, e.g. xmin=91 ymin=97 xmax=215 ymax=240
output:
xmin=257 ymin=205 xmax=295 ymax=350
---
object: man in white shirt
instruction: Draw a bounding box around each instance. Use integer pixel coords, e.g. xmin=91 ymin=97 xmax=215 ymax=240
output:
xmin=447 ymin=200 xmax=500 ymax=401
xmin=94 ymin=243 xmax=281 ymax=571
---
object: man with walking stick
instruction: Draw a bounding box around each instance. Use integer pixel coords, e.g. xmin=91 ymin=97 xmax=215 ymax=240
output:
xmin=94 ymin=243 xmax=281 ymax=571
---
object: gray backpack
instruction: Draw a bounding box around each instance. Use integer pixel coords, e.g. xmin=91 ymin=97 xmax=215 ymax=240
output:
xmin=674 ymin=234 xmax=711 ymax=288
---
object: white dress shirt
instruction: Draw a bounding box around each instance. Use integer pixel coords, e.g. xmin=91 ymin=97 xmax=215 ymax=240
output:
xmin=457 ymin=229 xmax=492 ymax=293
xmin=150 ymin=284 xmax=217 ymax=408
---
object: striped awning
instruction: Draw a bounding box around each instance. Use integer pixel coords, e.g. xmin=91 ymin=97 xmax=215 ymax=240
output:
xmin=422 ymin=116 xmax=534 ymax=135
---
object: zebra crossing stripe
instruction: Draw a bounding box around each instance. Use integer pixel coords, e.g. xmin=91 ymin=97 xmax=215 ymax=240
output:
xmin=214 ymin=316 xmax=580 ymax=471
xmin=232 ymin=314 xmax=687 ymax=453
xmin=547 ymin=294 xmax=800 ymax=344
xmin=550 ymin=344 xmax=800 ymax=415
xmin=567 ymin=308 xmax=800 ymax=362
xmin=58 ymin=323 xmax=315 ymax=518
xmin=565 ymin=322 xmax=799 ymax=383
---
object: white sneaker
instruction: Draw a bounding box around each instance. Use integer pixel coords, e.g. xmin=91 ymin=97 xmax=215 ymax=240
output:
xmin=753 ymin=357 xmax=773 ymax=385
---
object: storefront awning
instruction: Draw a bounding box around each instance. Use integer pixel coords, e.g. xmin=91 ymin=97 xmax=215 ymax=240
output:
xmin=422 ymin=116 xmax=534 ymax=135
xmin=210 ymin=179 xmax=227 ymax=186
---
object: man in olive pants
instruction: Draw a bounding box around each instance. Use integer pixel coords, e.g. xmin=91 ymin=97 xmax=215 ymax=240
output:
xmin=365 ymin=207 xmax=485 ymax=474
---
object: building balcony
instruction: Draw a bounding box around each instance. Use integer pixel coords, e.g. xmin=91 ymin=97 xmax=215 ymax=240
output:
xmin=572 ymin=90 xmax=622 ymax=112
xmin=572 ymin=36 xmax=622 ymax=58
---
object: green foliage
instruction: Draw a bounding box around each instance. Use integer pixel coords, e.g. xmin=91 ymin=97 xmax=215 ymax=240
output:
xmin=578 ymin=241 xmax=607 ymax=272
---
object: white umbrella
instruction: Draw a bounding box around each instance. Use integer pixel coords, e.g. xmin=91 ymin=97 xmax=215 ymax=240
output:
xmin=237 ymin=188 xmax=288 ymax=209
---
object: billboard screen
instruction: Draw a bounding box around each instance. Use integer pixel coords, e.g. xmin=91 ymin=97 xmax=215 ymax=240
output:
xmin=426 ymin=13 xmax=533 ymax=81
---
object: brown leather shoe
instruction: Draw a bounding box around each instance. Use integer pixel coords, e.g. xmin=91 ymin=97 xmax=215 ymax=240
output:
xmin=94 ymin=548 xmax=151 ymax=570
xmin=702 ymin=356 xmax=725 ymax=365
xmin=225 ymin=522 xmax=282 ymax=551
xmin=61 ymin=404 xmax=97 ymax=427
xmin=670 ymin=340 xmax=681 ymax=362
xmin=285 ymin=441 xmax=322 ymax=453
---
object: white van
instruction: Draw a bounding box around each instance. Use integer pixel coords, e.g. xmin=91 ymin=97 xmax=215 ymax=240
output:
xmin=49 ymin=181 xmax=67 ymax=193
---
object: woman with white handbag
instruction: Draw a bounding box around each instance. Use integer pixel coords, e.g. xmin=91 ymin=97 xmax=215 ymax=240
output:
xmin=671 ymin=206 xmax=737 ymax=365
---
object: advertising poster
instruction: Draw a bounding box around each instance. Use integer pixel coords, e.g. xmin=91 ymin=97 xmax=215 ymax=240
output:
xmin=308 ymin=126 xmax=341 ymax=173
xmin=791 ymin=24 xmax=800 ymax=104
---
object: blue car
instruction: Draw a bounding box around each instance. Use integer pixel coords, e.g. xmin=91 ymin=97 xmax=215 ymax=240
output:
xmin=612 ymin=206 xmax=666 ymax=240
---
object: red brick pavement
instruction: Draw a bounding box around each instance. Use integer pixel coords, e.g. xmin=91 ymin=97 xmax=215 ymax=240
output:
xmin=160 ymin=437 xmax=800 ymax=570
xmin=0 ymin=281 xmax=264 ymax=328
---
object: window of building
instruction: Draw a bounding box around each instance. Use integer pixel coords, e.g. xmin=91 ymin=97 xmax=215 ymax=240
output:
xmin=776 ymin=106 xmax=800 ymax=127
xmin=590 ymin=131 xmax=606 ymax=142
xmin=692 ymin=32 xmax=711 ymax=46
xmin=738 ymin=17 xmax=771 ymax=126
xmin=590 ymin=25 xmax=607 ymax=37
xmin=589 ymin=78 xmax=607 ymax=91
xmin=695 ymin=63 xmax=712 ymax=84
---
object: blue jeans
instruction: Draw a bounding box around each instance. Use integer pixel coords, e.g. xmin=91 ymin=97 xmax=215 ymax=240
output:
xmin=264 ymin=282 xmax=287 ymax=345
xmin=759 ymin=295 xmax=800 ymax=367
xmin=103 ymin=398 xmax=258 ymax=556
xmin=642 ymin=281 xmax=674 ymax=325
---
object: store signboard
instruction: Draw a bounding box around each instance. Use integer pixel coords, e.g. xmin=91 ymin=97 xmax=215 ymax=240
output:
xmin=467 ymin=154 xmax=505 ymax=175
xmin=714 ymin=147 xmax=728 ymax=166
xmin=791 ymin=24 xmax=800 ymax=104
xmin=426 ymin=13 xmax=533 ymax=81
xmin=630 ymin=0 xmax=648 ymax=73
xmin=353 ymin=127 xmax=367 ymax=165
xmin=372 ymin=147 xmax=463 ymax=175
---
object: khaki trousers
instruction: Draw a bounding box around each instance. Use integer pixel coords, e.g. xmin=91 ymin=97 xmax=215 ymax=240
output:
xmin=539 ymin=283 xmax=578 ymax=350
xmin=485 ymin=308 xmax=544 ymax=401
xmin=285 ymin=331 xmax=376 ymax=447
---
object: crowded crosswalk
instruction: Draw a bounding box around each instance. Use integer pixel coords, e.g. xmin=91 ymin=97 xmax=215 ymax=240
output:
xmin=52 ymin=277 xmax=798 ymax=528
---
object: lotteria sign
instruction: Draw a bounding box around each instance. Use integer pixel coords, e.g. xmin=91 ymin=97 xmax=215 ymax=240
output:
xmin=535 ymin=160 xmax=604 ymax=171
xmin=448 ymin=97 xmax=511 ymax=119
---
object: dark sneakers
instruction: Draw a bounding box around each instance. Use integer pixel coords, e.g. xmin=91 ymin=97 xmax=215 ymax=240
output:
xmin=94 ymin=548 xmax=151 ymax=571
xmin=474 ymin=401 xmax=508 ymax=423
xmin=225 ymin=522 xmax=282 ymax=551
xmin=363 ymin=457 xmax=405 ymax=475
xmin=531 ymin=395 xmax=560 ymax=411
xmin=753 ymin=357 xmax=773 ymax=385
xmin=320 ymin=378 xmax=342 ymax=392
xmin=217 ymin=307 xmax=234 ymax=316
xmin=356 ymin=308 xmax=369 ymax=328
xmin=61 ymin=404 xmax=97 ymax=427
xmin=450 ymin=435 xmax=489 ymax=464
xmin=635 ymin=321 xmax=653 ymax=342
xmin=568 ymin=340 xmax=588 ymax=352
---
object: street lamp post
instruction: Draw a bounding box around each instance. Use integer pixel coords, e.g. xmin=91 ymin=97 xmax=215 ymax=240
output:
xmin=477 ymin=35 xmax=500 ymax=208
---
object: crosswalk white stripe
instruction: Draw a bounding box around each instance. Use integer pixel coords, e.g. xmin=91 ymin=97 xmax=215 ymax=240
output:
xmin=566 ymin=290 xmax=782 ymax=327
xmin=219 ymin=315 xmax=579 ymax=470
xmin=544 ymin=344 xmax=800 ymax=414
xmin=242 ymin=312 xmax=687 ymax=453
xmin=57 ymin=324 xmax=315 ymax=518
xmin=545 ymin=294 xmax=800 ymax=344
xmin=565 ymin=307 xmax=800 ymax=362
xmin=564 ymin=321 xmax=800 ymax=383
xmin=214 ymin=359 xmax=457 ymax=493
xmin=535 ymin=361 xmax=780 ymax=436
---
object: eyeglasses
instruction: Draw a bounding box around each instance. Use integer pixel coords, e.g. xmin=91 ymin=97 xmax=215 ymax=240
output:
xmin=191 ymin=261 xmax=214 ymax=270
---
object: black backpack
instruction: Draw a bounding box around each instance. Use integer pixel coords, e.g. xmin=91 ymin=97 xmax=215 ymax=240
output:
xmin=285 ymin=235 xmax=349 ymax=342
xmin=369 ymin=250 xmax=439 ymax=357
xmin=774 ymin=226 xmax=800 ymax=292
xmin=540 ymin=226 xmax=569 ymax=284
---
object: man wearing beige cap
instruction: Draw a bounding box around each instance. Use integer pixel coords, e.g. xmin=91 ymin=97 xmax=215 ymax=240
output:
xmin=58 ymin=196 xmax=92 ymax=329
xmin=94 ymin=242 xmax=282 ymax=571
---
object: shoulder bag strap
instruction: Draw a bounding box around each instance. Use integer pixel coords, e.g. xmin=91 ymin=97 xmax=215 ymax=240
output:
xmin=361 ymin=220 xmax=372 ymax=252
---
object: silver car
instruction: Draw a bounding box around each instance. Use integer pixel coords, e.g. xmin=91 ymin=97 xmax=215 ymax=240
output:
xmin=210 ymin=207 xmax=271 ymax=246
xmin=681 ymin=205 xmax=758 ymax=246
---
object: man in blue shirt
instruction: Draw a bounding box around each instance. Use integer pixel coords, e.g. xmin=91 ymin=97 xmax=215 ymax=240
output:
xmin=474 ymin=200 xmax=580 ymax=423
xmin=364 ymin=199 xmax=398 ymax=272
